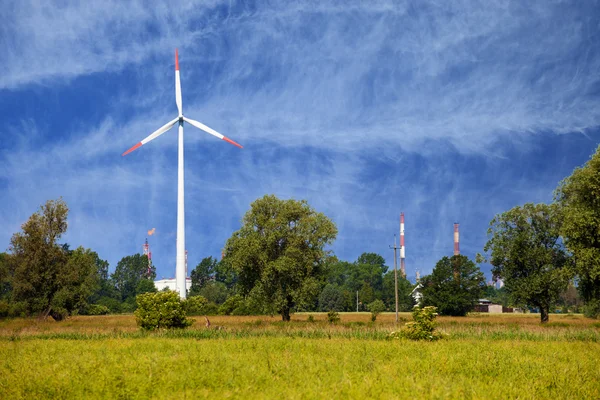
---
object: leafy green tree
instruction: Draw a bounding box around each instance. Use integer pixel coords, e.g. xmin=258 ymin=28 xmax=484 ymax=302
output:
xmin=420 ymin=255 xmax=485 ymax=316
xmin=483 ymin=203 xmax=573 ymax=322
xmin=111 ymin=254 xmax=156 ymax=302
xmin=87 ymin=252 xmax=117 ymax=303
xmin=197 ymin=281 xmax=229 ymax=305
xmin=189 ymin=256 xmax=218 ymax=296
xmin=7 ymin=199 xmax=98 ymax=320
xmin=136 ymin=278 xmax=157 ymax=295
xmin=382 ymin=271 xmax=415 ymax=311
xmin=223 ymin=195 xmax=337 ymax=320
xmin=367 ymin=299 xmax=386 ymax=321
xmin=0 ymin=253 xmax=11 ymax=300
xmin=556 ymin=145 xmax=600 ymax=317
xmin=483 ymin=286 xmax=511 ymax=307
xmin=318 ymin=284 xmax=346 ymax=311
xmin=8 ymin=199 xmax=69 ymax=318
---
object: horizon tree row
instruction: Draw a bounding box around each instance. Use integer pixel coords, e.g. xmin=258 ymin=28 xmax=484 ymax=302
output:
xmin=2 ymin=145 xmax=600 ymax=321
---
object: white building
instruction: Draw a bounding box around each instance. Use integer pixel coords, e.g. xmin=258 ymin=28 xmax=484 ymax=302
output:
xmin=154 ymin=277 xmax=192 ymax=293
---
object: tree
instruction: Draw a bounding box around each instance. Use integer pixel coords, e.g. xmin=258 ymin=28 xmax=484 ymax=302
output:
xmin=420 ymin=255 xmax=485 ymax=316
xmin=51 ymin=246 xmax=100 ymax=319
xmin=197 ymin=281 xmax=229 ymax=305
xmin=223 ymin=195 xmax=337 ymax=321
xmin=0 ymin=253 xmax=11 ymax=300
xmin=189 ymin=256 xmax=218 ymax=295
xmin=556 ymin=145 xmax=600 ymax=317
xmin=367 ymin=299 xmax=386 ymax=321
xmin=382 ymin=272 xmax=415 ymax=311
xmin=318 ymin=284 xmax=346 ymax=311
xmin=483 ymin=203 xmax=573 ymax=322
xmin=111 ymin=254 xmax=156 ymax=302
xmin=8 ymin=199 xmax=100 ymax=320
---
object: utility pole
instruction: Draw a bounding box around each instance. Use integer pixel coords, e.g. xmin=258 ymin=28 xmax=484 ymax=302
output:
xmin=389 ymin=234 xmax=399 ymax=323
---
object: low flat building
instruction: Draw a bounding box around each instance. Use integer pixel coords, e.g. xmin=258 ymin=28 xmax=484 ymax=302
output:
xmin=154 ymin=277 xmax=192 ymax=292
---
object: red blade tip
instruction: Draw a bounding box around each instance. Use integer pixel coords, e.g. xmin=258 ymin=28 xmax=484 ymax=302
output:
xmin=122 ymin=142 xmax=143 ymax=156
xmin=175 ymin=49 xmax=179 ymax=71
xmin=223 ymin=136 xmax=243 ymax=149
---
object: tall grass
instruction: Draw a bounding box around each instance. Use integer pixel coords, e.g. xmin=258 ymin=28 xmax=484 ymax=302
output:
xmin=1 ymin=337 xmax=599 ymax=399
xmin=1 ymin=313 xmax=599 ymax=398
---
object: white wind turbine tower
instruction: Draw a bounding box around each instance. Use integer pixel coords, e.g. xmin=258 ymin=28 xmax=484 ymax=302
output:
xmin=122 ymin=49 xmax=242 ymax=299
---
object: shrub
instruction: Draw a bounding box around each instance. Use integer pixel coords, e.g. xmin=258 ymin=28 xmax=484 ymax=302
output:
xmin=218 ymin=295 xmax=245 ymax=315
xmin=0 ymin=300 xmax=9 ymax=318
xmin=583 ymin=299 xmax=600 ymax=319
xmin=135 ymin=291 xmax=192 ymax=330
xmin=203 ymin=302 xmax=219 ymax=315
xmin=8 ymin=301 xmax=27 ymax=318
xmin=368 ymin=299 xmax=386 ymax=322
xmin=327 ymin=310 xmax=340 ymax=324
xmin=184 ymin=296 xmax=209 ymax=316
xmin=390 ymin=306 xmax=443 ymax=341
xmin=307 ymin=315 xmax=315 ymax=323
xmin=84 ymin=304 xmax=110 ymax=315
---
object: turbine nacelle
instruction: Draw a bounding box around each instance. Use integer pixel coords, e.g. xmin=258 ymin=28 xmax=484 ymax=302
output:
xmin=122 ymin=49 xmax=242 ymax=157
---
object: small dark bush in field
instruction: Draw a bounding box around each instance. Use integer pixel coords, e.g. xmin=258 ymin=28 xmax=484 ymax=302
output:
xmin=327 ymin=310 xmax=340 ymax=324
xmin=368 ymin=299 xmax=385 ymax=322
xmin=390 ymin=306 xmax=443 ymax=341
xmin=307 ymin=315 xmax=315 ymax=323
xmin=84 ymin=304 xmax=110 ymax=315
xmin=135 ymin=291 xmax=192 ymax=330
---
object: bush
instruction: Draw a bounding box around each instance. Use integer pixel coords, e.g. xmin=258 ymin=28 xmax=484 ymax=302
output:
xmin=307 ymin=315 xmax=315 ymax=323
xmin=96 ymin=296 xmax=123 ymax=314
xmin=83 ymin=304 xmax=110 ymax=315
xmin=368 ymin=299 xmax=386 ymax=322
xmin=390 ymin=306 xmax=443 ymax=341
xmin=203 ymin=302 xmax=219 ymax=315
xmin=218 ymin=295 xmax=260 ymax=316
xmin=184 ymin=296 xmax=209 ymax=316
xmin=8 ymin=301 xmax=27 ymax=318
xmin=135 ymin=291 xmax=192 ymax=330
xmin=584 ymin=299 xmax=600 ymax=319
xmin=0 ymin=300 xmax=9 ymax=318
xmin=327 ymin=310 xmax=340 ymax=324
xmin=218 ymin=295 xmax=245 ymax=315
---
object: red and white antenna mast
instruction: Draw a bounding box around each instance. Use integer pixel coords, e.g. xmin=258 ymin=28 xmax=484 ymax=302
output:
xmin=454 ymin=223 xmax=460 ymax=256
xmin=143 ymin=238 xmax=153 ymax=276
xmin=400 ymin=213 xmax=406 ymax=278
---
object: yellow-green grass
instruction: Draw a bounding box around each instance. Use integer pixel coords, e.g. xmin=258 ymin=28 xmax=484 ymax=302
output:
xmin=0 ymin=313 xmax=599 ymax=398
xmin=1 ymin=312 xmax=598 ymax=341
xmin=1 ymin=337 xmax=599 ymax=399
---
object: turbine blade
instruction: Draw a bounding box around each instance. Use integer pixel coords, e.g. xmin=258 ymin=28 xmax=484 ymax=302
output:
xmin=183 ymin=117 xmax=243 ymax=148
xmin=175 ymin=49 xmax=182 ymax=116
xmin=122 ymin=117 xmax=179 ymax=156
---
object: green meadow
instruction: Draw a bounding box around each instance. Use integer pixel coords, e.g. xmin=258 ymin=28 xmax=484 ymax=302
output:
xmin=1 ymin=313 xmax=599 ymax=399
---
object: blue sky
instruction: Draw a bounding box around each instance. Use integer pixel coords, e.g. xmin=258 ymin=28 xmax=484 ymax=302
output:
xmin=1 ymin=0 xmax=600 ymax=281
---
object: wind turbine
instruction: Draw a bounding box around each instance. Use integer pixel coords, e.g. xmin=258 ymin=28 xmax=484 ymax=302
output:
xmin=122 ymin=49 xmax=242 ymax=299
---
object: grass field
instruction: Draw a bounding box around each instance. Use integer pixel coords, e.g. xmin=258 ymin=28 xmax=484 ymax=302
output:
xmin=1 ymin=313 xmax=599 ymax=399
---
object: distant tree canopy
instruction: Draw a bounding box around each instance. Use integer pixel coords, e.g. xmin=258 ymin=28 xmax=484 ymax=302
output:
xmin=556 ymin=145 xmax=600 ymax=317
xmin=484 ymin=203 xmax=573 ymax=322
xmin=7 ymin=198 xmax=100 ymax=320
xmin=420 ymin=255 xmax=485 ymax=316
xmin=223 ymin=195 xmax=337 ymax=321
xmin=189 ymin=256 xmax=218 ymax=296
xmin=111 ymin=254 xmax=156 ymax=303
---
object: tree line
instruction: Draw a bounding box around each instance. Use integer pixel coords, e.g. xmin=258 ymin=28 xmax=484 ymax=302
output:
xmin=2 ymin=145 xmax=600 ymax=322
